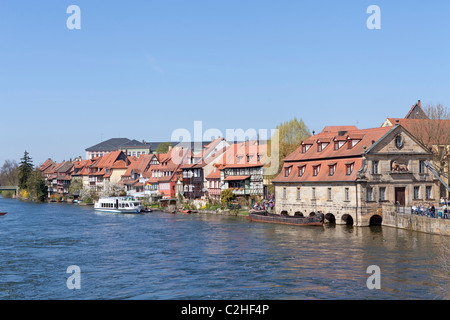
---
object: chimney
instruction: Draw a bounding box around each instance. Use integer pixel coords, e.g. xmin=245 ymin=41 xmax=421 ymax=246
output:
xmin=417 ymin=100 xmax=421 ymax=107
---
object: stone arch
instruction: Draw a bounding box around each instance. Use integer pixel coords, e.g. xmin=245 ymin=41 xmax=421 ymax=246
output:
xmin=294 ymin=211 xmax=304 ymax=217
xmin=325 ymin=213 xmax=336 ymax=224
xmin=280 ymin=210 xmax=288 ymax=216
xmin=369 ymin=214 xmax=383 ymax=226
xmin=341 ymin=214 xmax=354 ymax=226
xmin=309 ymin=212 xmax=316 ymax=217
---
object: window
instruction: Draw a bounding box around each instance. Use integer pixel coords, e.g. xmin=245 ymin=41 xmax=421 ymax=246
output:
xmin=426 ymin=186 xmax=432 ymax=199
xmin=283 ymin=187 xmax=287 ymax=200
xmin=329 ymin=164 xmax=336 ymax=176
xmin=285 ymin=166 xmax=292 ymax=177
xmin=334 ymin=140 xmax=345 ymax=150
xmin=298 ymin=165 xmax=306 ymax=177
xmin=372 ymin=161 xmax=379 ymax=174
xmin=419 ymin=160 xmax=426 ymax=174
xmin=302 ymin=144 xmax=311 ymax=153
xmin=395 ymin=135 xmax=403 ymax=149
xmin=313 ymin=165 xmax=321 ymax=176
xmin=345 ymin=188 xmax=350 ymax=201
xmin=413 ymin=186 xmax=420 ymax=200
xmin=346 ymin=163 xmax=354 ymax=175
xmin=366 ymin=187 xmax=373 ymax=201
xmin=317 ymin=142 xmax=328 ymax=152
xmin=297 ymin=187 xmax=301 ymax=200
xmin=379 ymin=187 xmax=386 ymax=201
xmin=312 ymin=187 xmax=316 ymax=199
xmin=327 ymin=188 xmax=332 ymax=201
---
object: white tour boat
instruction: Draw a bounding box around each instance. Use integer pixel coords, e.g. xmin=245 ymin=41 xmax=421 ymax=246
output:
xmin=94 ymin=197 xmax=143 ymax=214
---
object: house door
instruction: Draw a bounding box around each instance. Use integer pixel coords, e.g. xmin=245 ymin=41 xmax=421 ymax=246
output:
xmin=395 ymin=187 xmax=406 ymax=206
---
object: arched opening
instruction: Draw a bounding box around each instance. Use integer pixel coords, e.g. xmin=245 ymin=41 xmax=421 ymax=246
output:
xmin=280 ymin=210 xmax=288 ymax=216
xmin=325 ymin=213 xmax=336 ymax=224
xmin=369 ymin=215 xmax=382 ymax=226
xmin=294 ymin=211 xmax=304 ymax=217
xmin=309 ymin=212 xmax=316 ymax=217
xmin=341 ymin=214 xmax=354 ymax=226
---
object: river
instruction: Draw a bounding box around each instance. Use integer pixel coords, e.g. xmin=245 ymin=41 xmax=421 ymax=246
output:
xmin=0 ymin=197 xmax=448 ymax=300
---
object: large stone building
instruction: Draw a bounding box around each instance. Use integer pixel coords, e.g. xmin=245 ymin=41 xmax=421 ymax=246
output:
xmin=272 ymin=124 xmax=438 ymax=226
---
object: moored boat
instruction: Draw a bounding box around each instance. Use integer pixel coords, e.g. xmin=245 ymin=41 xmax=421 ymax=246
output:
xmin=0 ymin=212 xmax=7 ymax=216
xmin=248 ymin=210 xmax=324 ymax=226
xmin=94 ymin=197 xmax=142 ymax=214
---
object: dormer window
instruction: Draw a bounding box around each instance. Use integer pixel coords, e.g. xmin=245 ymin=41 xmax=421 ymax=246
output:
xmin=347 ymin=139 xmax=361 ymax=149
xmin=313 ymin=165 xmax=321 ymax=176
xmin=334 ymin=140 xmax=346 ymax=150
xmin=317 ymin=141 xmax=329 ymax=152
xmin=285 ymin=166 xmax=292 ymax=177
xmin=298 ymin=165 xmax=306 ymax=177
xmin=329 ymin=164 xmax=336 ymax=176
xmin=302 ymin=144 xmax=312 ymax=154
xmin=346 ymin=162 xmax=354 ymax=175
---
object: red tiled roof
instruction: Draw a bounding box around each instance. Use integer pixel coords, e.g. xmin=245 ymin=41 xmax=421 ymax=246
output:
xmin=284 ymin=126 xmax=391 ymax=162
xmin=273 ymin=125 xmax=393 ymax=183
xmin=223 ymin=175 xmax=250 ymax=181
xmin=383 ymin=118 xmax=450 ymax=146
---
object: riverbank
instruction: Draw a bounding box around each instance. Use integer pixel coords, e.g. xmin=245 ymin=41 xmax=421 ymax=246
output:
xmin=383 ymin=210 xmax=450 ymax=236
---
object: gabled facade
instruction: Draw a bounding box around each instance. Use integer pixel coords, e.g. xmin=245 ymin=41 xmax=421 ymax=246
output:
xmin=219 ymin=140 xmax=268 ymax=198
xmin=181 ymin=138 xmax=229 ymax=200
xmin=272 ymin=125 xmax=437 ymax=226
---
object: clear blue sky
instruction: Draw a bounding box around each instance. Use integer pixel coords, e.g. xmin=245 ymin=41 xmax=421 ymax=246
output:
xmin=1 ymin=0 xmax=450 ymax=166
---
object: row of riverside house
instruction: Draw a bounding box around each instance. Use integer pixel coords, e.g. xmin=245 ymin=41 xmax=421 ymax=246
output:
xmin=38 ymin=137 xmax=271 ymax=202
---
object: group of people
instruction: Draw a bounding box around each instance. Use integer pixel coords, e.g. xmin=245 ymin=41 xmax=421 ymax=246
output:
xmin=253 ymin=198 xmax=275 ymax=212
xmin=411 ymin=198 xmax=449 ymax=219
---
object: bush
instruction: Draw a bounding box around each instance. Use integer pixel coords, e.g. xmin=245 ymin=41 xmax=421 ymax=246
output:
xmin=1 ymin=190 xmax=14 ymax=198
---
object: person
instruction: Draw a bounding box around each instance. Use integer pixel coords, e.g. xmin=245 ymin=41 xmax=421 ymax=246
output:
xmin=430 ymin=205 xmax=435 ymax=218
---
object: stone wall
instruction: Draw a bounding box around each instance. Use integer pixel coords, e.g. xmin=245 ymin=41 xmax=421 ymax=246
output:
xmin=383 ymin=208 xmax=450 ymax=236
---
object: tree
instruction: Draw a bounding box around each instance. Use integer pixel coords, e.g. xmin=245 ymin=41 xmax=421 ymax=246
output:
xmin=99 ymin=181 xmax=127 ymax=198
xmin=0 ymin=160 xmax=18 ymax=186
xmin=408 ymin=104 xmax=450 ymax=198
xmin=155 ymin=142 xmax=172 ymax=154
xmin=68 ymin=177 xmax=83 ymax=196
xmin=266 ymin=117 xmax=311 ymax=193
xmin=220 ymin=189 xmax=236 ymax=207
xmin=18 ymin=151 xmax=34 ymax=190
xmin=27 ymin=169 xmax=48 ymax=202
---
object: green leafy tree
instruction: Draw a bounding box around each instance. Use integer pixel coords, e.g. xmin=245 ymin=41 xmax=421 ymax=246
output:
xmin=220 ymin=189 xmax=236 ymax=207
xmin=267 ymin=118 xmax=310 ymax=193
xmin=68 ymin=177 xmax=83 ymax=196
xmin=18 ymin=151 xmax=34 ymax=190
xmin=27 ymin=169 xmax=48 ymax=202
xmin=155 ymin=142 xmax=172 ymax=154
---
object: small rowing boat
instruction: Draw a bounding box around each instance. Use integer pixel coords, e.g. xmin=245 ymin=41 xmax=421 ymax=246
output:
xmin=248 ymin=210 xmax=324 ymax=226
xmin=180 ymin=209 xmax=191 ymax=214
xmin=0 ymin=212 xmax=7 ymax=216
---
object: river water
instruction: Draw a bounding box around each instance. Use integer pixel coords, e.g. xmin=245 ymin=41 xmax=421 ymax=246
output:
xmin=0 ymin=197 xmax=448 ymax=300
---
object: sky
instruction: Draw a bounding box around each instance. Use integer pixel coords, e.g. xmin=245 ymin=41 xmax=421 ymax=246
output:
xmin=1 ymin=0 xmax=450 ymax=166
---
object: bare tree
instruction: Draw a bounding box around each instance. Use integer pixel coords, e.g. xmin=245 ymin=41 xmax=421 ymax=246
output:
xmin=0 ymin=160 xmax=19 ymax=186
xmin=408 ymin=104 xmax=450 ymax=198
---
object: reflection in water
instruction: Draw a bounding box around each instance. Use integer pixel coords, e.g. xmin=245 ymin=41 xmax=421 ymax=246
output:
xmin=0 ymin=197 xmax=447 ymax=299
